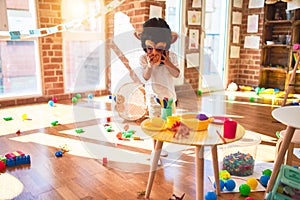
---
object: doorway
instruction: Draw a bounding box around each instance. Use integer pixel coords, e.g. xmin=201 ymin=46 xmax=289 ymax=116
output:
xmin=201 ymin=0 xmax=230 ymax=92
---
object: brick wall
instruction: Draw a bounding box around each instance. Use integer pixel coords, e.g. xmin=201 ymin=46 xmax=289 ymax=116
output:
xmin=227 ymin=0 xmax=264 ymax=88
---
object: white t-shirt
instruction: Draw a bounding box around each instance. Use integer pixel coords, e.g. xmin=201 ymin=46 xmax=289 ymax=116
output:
xmin=139 ymin=51 xmax=179 ymax=105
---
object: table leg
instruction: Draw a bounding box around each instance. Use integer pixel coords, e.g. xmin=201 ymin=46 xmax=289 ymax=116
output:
xmin=265 ymin=126 xmax=296 ymax=194
xmin=195 ymin=146 xmax=204 ymax=200
xmin=211 ymin=145 xmax=220 ymax=195
xmin=145 ymin=140 xmax=163 ymax=198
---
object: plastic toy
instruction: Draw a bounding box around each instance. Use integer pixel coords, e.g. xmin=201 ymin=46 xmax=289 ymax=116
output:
xmin=4 ymin=151 xmax=30 ymax=167
xmin=52 ymin=97 xmax=58 ymax=103
xmin=3 ymin=117 xmax=13 ymax=121
xmin=106 ymin=117 xmax=111 ymax=122
xmin=224 ymin=179 xmax=236 ymax=191
xmin=263 ymin=169 xmax=272 ymax=176
xmin=48 ymin=100 xmax=54 ymax=107
xmin=21 ymin=114 xmax=28 ymax=120
xmin=55 ymin=151 xmax=63 ymax=157
xmin=72 ymin=97 xmax=77 ymax=103
xmin=16 ymin=130 xmax=21 ymax=136
xmin=197 ymin=90 xmax=202 ymax=96
xmin=87 ymin=93 xmax=93 ymax=100
xmin=51 ymin=121 xmax=59 ymax=126
xmin=205 ymin=191 xmax=217 ymax=200
xmin=245 ymin=197 xmax=255 ymax=200
xmin=75 ymin=93 xmax=81 ymax=99
xmin=214 ymin=179 xmax=225 ymax=191
xmin=239 ymin=184 xmax=251 ymax=197
xmin=219 ymin=170 xmax=231 ymax=181
xmin=260 ymin=175 xmax=270 ymax=187
xmin=0 ymin=156 xmax=6 ymax=164
xmin=102 ymin=157 xmax=108 ymax=165
xmin=0 ymin=160 xmax=6 ymax=172
xmin=247 ymin=177 xmax=258 ymax=190
xmin=267 ymin=165 xmax=300 ymax=200
xmin=75 ymin=128 xmax=84 ymax=133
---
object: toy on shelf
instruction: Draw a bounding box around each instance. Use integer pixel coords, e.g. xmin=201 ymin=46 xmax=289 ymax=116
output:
xmin=204 ymin=191 xmax=217 ymax=200
xmin=239 ymin=183 xmax=251 ymax=197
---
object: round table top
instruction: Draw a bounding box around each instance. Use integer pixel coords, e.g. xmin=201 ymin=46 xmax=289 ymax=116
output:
xmin=141 ymin=118 xmax=245 ymax=146
xmin=272 ymin=106 xmax=300 ymax=129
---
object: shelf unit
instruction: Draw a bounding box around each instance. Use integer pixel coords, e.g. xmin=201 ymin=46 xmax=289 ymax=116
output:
xmin=260 ymin=2 xmax=300 ymax=91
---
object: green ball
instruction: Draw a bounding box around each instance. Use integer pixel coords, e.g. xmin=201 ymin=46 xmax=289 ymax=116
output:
xmin=263 ymin=169 xmax=272 ymax=176
xmin=72 ymin=97 xmax=77 ymax=103
xmin=239 ymin=184 xmax=251 ymax=197
xmin=75 ymin=93 xmax=81 ymax=99
xmin=249 ymin=97 xmax=255 ymax=102
xmin=197 ymin=90 xmax=202 ymax=96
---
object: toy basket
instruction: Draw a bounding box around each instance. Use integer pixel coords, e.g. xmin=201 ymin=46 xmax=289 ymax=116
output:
xmin=219 ymin=132 xmax=261 ymax=176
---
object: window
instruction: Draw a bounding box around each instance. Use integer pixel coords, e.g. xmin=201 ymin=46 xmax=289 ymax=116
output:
xmin=0 ymin=0 xmax=41 ymax=98
xmin=62 ymin=0 xmax=106 ymax=93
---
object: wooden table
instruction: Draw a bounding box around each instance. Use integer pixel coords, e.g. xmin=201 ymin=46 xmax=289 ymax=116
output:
xmin=141 ymin=118 xmax=246 ymax=200
xmin=266 ymin=106 xmax=300 ymax=196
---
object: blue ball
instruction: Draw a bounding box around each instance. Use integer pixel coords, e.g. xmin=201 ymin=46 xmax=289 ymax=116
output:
xmin=55 ymin=151 xmax=63 ymax=157
xmin=87 ymin=93 xmax=93 ymax=99
xmin=48 ymin=100 xmax=54 ymax=107
xmin=205 ymin=191 xmax=217 ymax=200
xmin=214 ymin=179 xmax=225 ymax=191
xmin=225 ymin=179 xmax=236 ymax=191
xmin=260 ymin=175 xmax=270 ymax=187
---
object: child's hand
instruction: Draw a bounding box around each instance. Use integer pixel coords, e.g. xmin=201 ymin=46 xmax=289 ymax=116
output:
xmin=147 ymin=52 xmax=161 ymax=66
xmin=160 ymin=51 xmax=171 ymax=66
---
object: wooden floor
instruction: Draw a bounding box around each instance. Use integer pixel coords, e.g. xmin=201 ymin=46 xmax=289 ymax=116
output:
xmin=0 ymin=93 xmax=297 ymax=200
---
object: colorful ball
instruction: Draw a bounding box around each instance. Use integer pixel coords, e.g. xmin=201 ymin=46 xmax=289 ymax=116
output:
xmin=214 ymin=179 xmax=225 ymax=191
xmin=72 ymin=97 xmax=77 ymax=104
xmin=239 ymin=184 xmax=251 ymax=197
xmin=48 ymin=100 xmax=54 ymax=107
xmin=262 ymin=169 xmax=272 ymax=176
xmin=88 ymin=93 xmax=93 ymax=99
xmin=52 ymin=97 xmax=58 ymax=103
xmin=205 ymin=191 xmax=217 ymax=200
xmin=197 ymin=90 xmax=202 ymax=96
xmin=75 ymin=93 xmax=81 ymax=99
xmin=249 ymin=97 xmax=255 ymax=102
xmin=245 ymin=197 xmax=255 ymax=200
xmin=21 ymin=113 xmax=28 ymax=120
xmin=260 ymin=175 xmax=270 ymax=187
xmin=247 ymin=178 xmax=258 ymax=190
xmin=55 ymin=151 xmax=63 ymax=157
xmin=225 ymin=179 xmax=236 ymax=191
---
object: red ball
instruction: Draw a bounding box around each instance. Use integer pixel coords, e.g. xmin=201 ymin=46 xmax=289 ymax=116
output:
xmin=52 ymin=97 xmax=58 ymax=103
xmin=245 ymin=197 xmax=255 ymax=200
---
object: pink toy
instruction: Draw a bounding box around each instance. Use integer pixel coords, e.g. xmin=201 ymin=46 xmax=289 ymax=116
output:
xmin=244 ymin=197 xmax=255 ymax=200
xmin=293 ymin=44 xmax=300 ymax=50
xmin=223 ymin=119 xmax=237 ymax=139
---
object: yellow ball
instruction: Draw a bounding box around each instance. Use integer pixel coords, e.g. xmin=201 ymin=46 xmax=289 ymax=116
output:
xmin=21 ymin=114 xmax=27 ymax=120
xmin=247 ymin=177 xmax=258 ymax=190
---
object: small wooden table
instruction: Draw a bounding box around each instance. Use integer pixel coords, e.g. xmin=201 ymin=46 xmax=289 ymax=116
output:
xmin=141 ymin=118 xmax=246 ymax=200
xmin=266 ymin=106 xmax=300 ymax=195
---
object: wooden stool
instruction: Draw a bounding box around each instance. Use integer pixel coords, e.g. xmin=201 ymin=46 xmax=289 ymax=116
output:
xmin=275 ymin=129 xmax=300 ymax=165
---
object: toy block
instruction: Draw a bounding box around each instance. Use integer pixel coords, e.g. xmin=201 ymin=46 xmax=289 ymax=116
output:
xmin=6 ymin=158 xmax=15 ymax=167
xmin=0 ymin=156 xmax=6 ymax=164
xmin=5 ymin=153 xmax=16 ymax=159
xmin=15 ymin=150 xmax=25 ymax=156
xmin=0 ymin=160 xmax=6 ymax=172
xmin=25 ymin=155 xmax=31 ymax=164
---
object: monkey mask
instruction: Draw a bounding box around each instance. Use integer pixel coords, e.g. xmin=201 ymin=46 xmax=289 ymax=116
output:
xmin=134 ymin=18 xmax=178 ymax=66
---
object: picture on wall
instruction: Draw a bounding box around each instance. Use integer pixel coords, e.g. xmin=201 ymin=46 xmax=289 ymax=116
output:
xmin=189 ymin=29 xmax=199 ymax=49
xmin=188 ymin=10 xmax=201 ymax=25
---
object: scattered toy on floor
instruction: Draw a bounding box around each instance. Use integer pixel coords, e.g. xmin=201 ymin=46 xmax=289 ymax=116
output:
xmin=239 ymin=183 xmax=251 ymax=197
xmin=3 ymin=117 xmax=13 ymax=121
xmin=4 ymin=150 xmax=31 ymax=167
xmin=16 ymin=130 xmax=21 ymax=136
xmin=75 ymin=128 xmax=84 ymax=133
xmin=169 ymin=193 xmax=185 ymax=200
xmin=204 ymin=191 xmax=216 ymax=200
xmin=48 ymin=100 xmax=55 ymax=107
xmin=51 ymin=120 xmax=59 ymax=126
